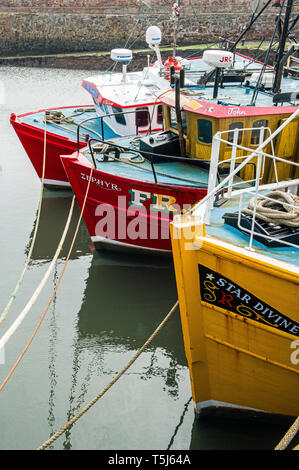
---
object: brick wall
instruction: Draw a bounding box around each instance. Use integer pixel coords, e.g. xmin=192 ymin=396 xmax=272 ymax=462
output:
xmin=0 ymin=1 xmax=297 ymax=56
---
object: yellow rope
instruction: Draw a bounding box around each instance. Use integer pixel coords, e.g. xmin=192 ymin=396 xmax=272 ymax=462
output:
xmin=37 ymin=300 xmax=179 ymax=450
xmin=0 ymin=116 xmax=47 ymax=327
xmin=275 ymin=416 xmax=299 ymax=450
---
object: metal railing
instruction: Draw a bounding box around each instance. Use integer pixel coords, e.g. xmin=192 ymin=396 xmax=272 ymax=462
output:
xmin=87 ymin=137 xmax=211 ymax=186
xmin=76 ymin=108 xmax=158 ymax=152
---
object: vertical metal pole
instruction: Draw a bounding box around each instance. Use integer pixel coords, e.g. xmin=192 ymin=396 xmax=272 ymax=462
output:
xmin=273 ymin=0 xmax=294 ymax=93
xmin=175 ymin=76 xmax=185 ymax=156
xmin=227 ymin=128 xmax=239 ymax=198
xmin=205 ymin=132 xmax=221 ymax=224
xmin=248 ymin=127 xmax=265 ymax=250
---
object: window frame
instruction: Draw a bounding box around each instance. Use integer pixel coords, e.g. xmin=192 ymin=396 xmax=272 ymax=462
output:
xmin=197 ymin=118 xmax=213 ymax=144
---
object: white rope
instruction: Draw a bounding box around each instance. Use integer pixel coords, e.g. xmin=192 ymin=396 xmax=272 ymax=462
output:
xmin=0 ymin=196 xmax=76 ymax=354
xmin=242 ymin=190 xmax=299 ymax=227
xmin=0 ymin=116 xmax=48 ymax=326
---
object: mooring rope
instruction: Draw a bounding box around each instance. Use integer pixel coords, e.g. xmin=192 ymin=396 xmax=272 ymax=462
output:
xmin=0 ymin=117 xmax=48 ymax=327
xmin=242 ymin=190 xmax=299 ymax=227
xmin=37 ymin=299 xmax=179 ymax=450
xmin=275 ymin=415 xmax=299 ymax=450
xmin=0 ymin=164 xmax=94 ymax=392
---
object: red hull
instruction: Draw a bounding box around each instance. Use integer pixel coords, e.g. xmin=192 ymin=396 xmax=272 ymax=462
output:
xmin=10 ymin=107 xmax=91 ymax=188
xmin=61 ymin=153 xmax=207 ymax=253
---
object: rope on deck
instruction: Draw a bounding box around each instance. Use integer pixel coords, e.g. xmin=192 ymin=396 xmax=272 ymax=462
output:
xmin=0 ymin=164 xmax=94 ymax=392
xmin=0 ymin=118 xmax=48 ymax=327
xmin=275 ymin=416 xmax=299 ymax=450
xmin=37 ymin=299 xmax=179 ymax=450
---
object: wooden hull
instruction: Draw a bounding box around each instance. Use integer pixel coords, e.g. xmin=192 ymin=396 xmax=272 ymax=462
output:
xmin=171 ymin=217 xmax=299 ymax=418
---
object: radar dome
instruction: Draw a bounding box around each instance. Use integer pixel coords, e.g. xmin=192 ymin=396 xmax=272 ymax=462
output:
xmin=146 ymin=26 xmax=162 ymax=46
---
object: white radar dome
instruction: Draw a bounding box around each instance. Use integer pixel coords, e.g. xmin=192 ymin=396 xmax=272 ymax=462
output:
xmin=110 ymin=49 xmax=133 ymax=63
xmin=203 ymin=50 xmax=234 ymax=68
xmin=146 ymin=26 xmax=162 ymax=46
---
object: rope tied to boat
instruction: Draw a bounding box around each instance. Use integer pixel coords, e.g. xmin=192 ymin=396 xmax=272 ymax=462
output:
xmin=275 ymin=415 xmax=299 ymax=450
xmin=37 ymin=300 xmax=179 ymax=450
xmin=242 ymin=190 xmax=299 ymax=227
xmin=0 ymin=115 xmax=48 ymax=327
xmin=0 ymin=164 xmax=94 ymax=393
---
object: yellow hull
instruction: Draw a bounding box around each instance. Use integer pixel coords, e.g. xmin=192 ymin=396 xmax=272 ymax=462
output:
xmin=171 ymin=218 xmax=299 ymax=418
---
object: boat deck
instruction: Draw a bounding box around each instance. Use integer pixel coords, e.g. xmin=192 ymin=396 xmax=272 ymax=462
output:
xmin=81 ymin=137 xmax=249 ymax=188
xmin=205 ymin=189 xmax=299 ymax=267
xmin=18 ymin=106 xmax=118 ymax=141
xmin=187 ymin=56 xmax=299 ymax=107
xmin=84 ymin=151 xmax=210 ymax=187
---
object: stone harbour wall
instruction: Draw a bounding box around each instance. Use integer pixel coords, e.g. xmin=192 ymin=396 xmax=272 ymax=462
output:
xmin=0 ymin=1 xmax=298 ymax=57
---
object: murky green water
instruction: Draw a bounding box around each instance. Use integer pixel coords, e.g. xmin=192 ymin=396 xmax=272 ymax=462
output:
xmin=0 ymin=66 xmax=296 ymax=451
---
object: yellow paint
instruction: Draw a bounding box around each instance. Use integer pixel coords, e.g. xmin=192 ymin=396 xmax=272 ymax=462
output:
xmin=170 ymin=216 xmax=299 ymax=418
xmin=163 ymin=102 xmax=299 ymax=185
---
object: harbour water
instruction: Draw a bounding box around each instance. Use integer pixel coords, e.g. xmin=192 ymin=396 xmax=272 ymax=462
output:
xmin=0 ymin=65 xmax=297 ymax=451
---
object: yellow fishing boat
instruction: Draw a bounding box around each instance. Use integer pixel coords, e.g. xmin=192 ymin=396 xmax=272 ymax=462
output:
xmin=171 ymin=108 xmax=299 ymax=419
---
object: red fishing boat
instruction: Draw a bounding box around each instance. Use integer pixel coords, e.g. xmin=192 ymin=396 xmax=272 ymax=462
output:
xmin=10 ymin=106 xmax=97 ymax=189
xmin=60 ymin=24 xmax=299 ymax=254
xmin=9 ymin=25 xmax=192 ymax=189
xmin=60 ymin=142 xmax=208 ymax=253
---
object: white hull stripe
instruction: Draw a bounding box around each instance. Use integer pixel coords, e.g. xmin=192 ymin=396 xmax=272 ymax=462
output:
xmin=91 ymin=235 xmax=171 ymax=253
xmin=41 ymin=178 xmax=71 ymax=187
xmin=195 ymin=399 xmax=270 ymax=415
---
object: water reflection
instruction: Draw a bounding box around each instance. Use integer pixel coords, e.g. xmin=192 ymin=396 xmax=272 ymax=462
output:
xmin=47 ymin=262 xmax=59 ymax=446
xmin=25 ymin=190 xmax=92 ymax=263
xmin=29 ymin=191 xmax=191 ymax=449
xmin=57 ymin=249 xmax=188 ymax=449
xmin=190 ymin=413 xmax=299 ymax=451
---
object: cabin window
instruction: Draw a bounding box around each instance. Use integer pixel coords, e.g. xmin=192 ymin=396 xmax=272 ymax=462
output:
xmin=250 ymin=120 xmax=268 ymax=145
xmin=169 ymin=107 xmax=187 ymax=133
xmin=157 ymin=105 xmax=163 ymax=125
xmin=228 ymin=122 xmax=243 ymax=144
xmin=197 ymin=119 xmax=212 ymax=144
xmin=136 ymin=107 xmax=149 ymax=128
xmin=112 ymin=106 xmax=126 ymax=125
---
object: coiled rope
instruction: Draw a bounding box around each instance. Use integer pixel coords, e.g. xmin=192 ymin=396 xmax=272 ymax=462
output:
xmin=275 ymin=415 xmax=299 ymax=450
xmin=44 ymin=110 xmax=102 ymax=141
xmin=0 ymin=164 xmax=94 ymax=392
xmin=0 ymin=117 xmax=48 ymax=327
xmin=37 ymin=300 xmax=179 ymax=450
xmin=242 ymin=190 xmax=299 ymax=227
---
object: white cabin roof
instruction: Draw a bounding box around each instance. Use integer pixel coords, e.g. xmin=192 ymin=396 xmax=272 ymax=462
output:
xmin=82 ymin=66 xmax=170 ymax=109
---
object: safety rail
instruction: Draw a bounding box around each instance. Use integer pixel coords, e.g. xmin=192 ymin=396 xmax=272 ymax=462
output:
xmin=191 ymin=108 xmax=299 ymax=249
xmin=87 ymin=137 xmax=210 ymax=186
xmin=76 ymin=108 xmax=156 ymax=152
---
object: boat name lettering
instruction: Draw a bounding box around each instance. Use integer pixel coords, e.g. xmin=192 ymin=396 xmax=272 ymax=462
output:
xmin=198 ymin=264 xmax=299 ymax=336
xmin=128 ymin=188 xmax=178 ymax=213
xmin=80 ymin=173 xmax=121 ymax=191
xmin=227 ymin=107 xmax=246 ymax=116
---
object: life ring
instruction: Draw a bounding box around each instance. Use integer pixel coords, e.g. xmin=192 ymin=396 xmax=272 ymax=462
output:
xmin=163 ymin=56 xmax=182 ymax=80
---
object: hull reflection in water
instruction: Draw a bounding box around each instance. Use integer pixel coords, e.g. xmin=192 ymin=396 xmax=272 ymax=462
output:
xmin=25 ymin=191 xmax=92 ymax=263
xmin=35 ymin=199 xmax=193 ymax=450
